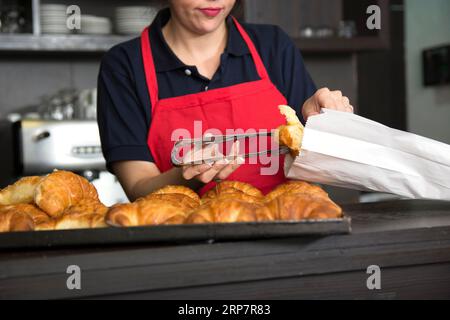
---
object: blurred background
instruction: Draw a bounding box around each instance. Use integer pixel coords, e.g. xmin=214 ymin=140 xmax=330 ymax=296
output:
xmin=0 ymin=0 xmax=449 ymax=205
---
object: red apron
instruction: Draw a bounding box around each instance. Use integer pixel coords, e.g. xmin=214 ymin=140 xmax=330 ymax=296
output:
xmin=141 ymin=17 xmax=288 ymax=195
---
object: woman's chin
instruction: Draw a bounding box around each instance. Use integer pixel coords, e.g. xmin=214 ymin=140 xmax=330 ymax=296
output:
xmin=191 ymin=19 xmax=225 ymax=35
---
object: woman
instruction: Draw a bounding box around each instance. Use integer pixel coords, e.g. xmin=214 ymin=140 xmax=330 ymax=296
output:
xmin=97 ymin=0 xmax=353 ymax=201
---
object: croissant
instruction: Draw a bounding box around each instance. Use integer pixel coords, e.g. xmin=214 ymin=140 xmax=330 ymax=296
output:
xmin=13 ymin=204 xmax=51 ymax=225
xmin=186 ymin=198 xmax=274 ymax=224
xmin=0 ymin=205 xmax=36 ymax=232
xmin=106 ymin=198 xmax=188 ymax=227
xmin=265 ymin=181 xmax=330 ymax=202
xmin=143 ymin=193 xmax=200 ymax=210
xmin=36 ymin=199 xmax=108 ymax=231
xmin=134 ymin=198 xmax=190 ymax=224
xmin=275 ymin=105 xmax=304 ymax=157
xmin=36 ymin=213 xmax=107 ymax=231
xmin=0 ymin=176 xmax=43 ymax=205
xmin=202 ymin=181 xmax=264 ymax=204
xmin=106 ymin=184 xmax=202 ymax=227
xmin=266 ymin=193 xmax=342 ymax=221
xmin=62 ymin=199 xmax=108 ymax=216
xmin=34 ymin=170 xmax=99 ymax=218
xmin=0 ymin=203 xmax=50 ymax=231
xmin=150 ymin=185 xmax=201 ymax=204
xmin=35 ymin=213 xmax=108 ymax=231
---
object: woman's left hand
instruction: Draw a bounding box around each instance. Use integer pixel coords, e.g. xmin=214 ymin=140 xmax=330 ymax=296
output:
xmin=301 ymin=87 xmax=354 ymax=121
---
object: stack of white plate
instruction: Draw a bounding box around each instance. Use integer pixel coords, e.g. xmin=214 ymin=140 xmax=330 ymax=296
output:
xmin=80 ymin=15 xmax=112 ymax=35
xmin=115 ymin=6 xmax=158 ymax=35
xmin=40 ymin=4 xmax=71 ymax=34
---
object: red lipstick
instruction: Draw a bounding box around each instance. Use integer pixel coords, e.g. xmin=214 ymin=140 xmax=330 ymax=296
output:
xmin=198 ymin=7 xmax=223 ymax=18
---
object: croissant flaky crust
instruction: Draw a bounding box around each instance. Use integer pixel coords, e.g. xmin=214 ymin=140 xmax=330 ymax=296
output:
xmin=0 ymin=199 xmax=107 ymax=233
xmin=0 ymin=205 xmax=40 ymax=232
xmin=186 ymin=198 xmax=274 ymax=224
xmin=35 ymin=170 xmax=99 ymax=218
xmin=17 ymin=204 xmax=51 ymax=225
xmin=143 ymin=193 xmax=200 ymax=210
xmin=264 ymin=181 xmax=342 ymax=221
xmin=150 ymin=185 xmax=201 ymax=204
xmin=0 ymin=171 xmax=107 ymax=232
xmin=266 ymin=193 xmax=342 ymax=221
xmin=62 ymin=199 xmax=108 ymax=216
xmin=202 ymin=181 xmax=264 ymax=204
xmin=0 ymin=176 xmax=43 ymax=206
xmin=36 ymin=214 xmax=106 ymax=231
xmin=106 ymin=185 xmax=200 ymax=227
xmin=265 ymin=181 xmax=330 ymax=202
xmin=0 ymin=204 xmax=51 ymax=232
xmin=0 ymin=211 xmax=34 ymax=232
xmin=275 ymin=105 xmax=305 ymax=157
xmin=106 ymin=198 xmax=188 ymax=227
xmin=36 ymin=200 xmax=108 ymax=231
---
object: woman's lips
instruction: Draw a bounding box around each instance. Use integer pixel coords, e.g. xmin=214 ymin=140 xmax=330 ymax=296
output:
xmin=198 ymin=8 xmax=223 ymax=18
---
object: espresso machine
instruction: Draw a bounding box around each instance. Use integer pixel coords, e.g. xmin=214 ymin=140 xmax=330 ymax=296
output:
xmin=1 ymin=88 xmax=129 ymax=205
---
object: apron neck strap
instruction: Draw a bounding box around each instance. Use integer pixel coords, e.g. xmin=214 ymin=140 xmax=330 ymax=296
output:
xmin=140 ymin=16 xmax=270 ymax=107
xmin=141 ymin=27 xmax=159 ymax=109
xmin=231 ymin=16 xmax=269 ymax=80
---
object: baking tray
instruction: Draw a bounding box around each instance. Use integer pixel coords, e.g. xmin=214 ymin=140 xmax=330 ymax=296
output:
xmin=0 ymin=217 xmax=351 ymax=250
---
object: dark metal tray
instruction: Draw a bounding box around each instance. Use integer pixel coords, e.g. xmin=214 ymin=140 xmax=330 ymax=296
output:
xmin=0 ymin=217 xmax=351 ymax=249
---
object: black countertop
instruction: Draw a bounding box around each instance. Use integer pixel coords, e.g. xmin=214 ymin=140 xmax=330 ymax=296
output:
xmin=1 ymin=200 xmax=450 ymax=299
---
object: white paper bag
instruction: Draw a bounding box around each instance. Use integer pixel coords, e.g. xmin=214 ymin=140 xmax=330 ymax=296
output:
xmin=285 ymin=109 xmax=450 ymax=200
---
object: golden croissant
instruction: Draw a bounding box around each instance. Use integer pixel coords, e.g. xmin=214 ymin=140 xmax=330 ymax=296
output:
xmin=265 ymin=180 xmax=330 ymax=202
xmin=36 ymin=213 xmax=107 ymax=231
xmin=62 ymin=199 xmax=109 ymax=216
xmin=35 ymin=170 xmax=99 ymax=218
xmin=144 ymin=193 xmax=200 ymax=210
xmin=0 ymin=205 xmax=38 ymax=232
xmin=186 ymin=198 xmax=274 ymax=224
xmin=106 ymin=199 xmax=188 ymax=227
xmin=0 ymin=176 xmax=43 ymax=206
xmin=36 ymin=200 xmax=108 ymax=231
xmin=202 ymin=181 xmax=264 ymax=204
xmin=275 ymin=105 xmax=304 ymax=157
xmin=18 ymin=204 xmax=51 ymax=225
xmin=150 ymin=185 xmax=201 ymax=203
xmin=0 ymin=171 xmax=343 ymax=232
xmin=266 ymin=193 xmax=342 ymax=221
xmin=106 ymin=185 xmax=200 ymax=227
xmin=70 ymin=212 xmax=106 ymax=229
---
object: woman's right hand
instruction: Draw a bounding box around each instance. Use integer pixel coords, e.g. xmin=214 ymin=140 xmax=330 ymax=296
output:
xmin=181 ymin=141 xmax=244 ymax=184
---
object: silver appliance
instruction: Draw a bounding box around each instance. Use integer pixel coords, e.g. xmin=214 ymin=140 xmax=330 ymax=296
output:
xmin=20 ymin=119 xmax=105 ymax=174
xmin=0 ymin=119 xmax=128 ymax=206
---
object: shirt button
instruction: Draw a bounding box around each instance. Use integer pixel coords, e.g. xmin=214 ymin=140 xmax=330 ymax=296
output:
xmin=184 ymin=69 xmax=192 ymax=76
xmin=204 ymin=86 xmax=209 ymax=91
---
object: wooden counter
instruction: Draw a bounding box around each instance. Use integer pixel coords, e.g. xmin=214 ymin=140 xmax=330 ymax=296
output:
xmin=1 ymin=200 xmax=450 ymax=299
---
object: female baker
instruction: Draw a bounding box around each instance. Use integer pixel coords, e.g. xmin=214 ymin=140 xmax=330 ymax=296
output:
xmin=97 ymin=0 xmax=354 ymax=201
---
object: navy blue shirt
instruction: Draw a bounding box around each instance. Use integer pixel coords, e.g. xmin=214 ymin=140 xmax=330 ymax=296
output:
xmin=97 ymin=8 xmax=316 ymax=171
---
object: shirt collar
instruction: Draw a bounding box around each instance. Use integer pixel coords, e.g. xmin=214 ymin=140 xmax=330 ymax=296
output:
xmin=225 ymin=15 xmax=250 ymax=57
xmin=149 ymin=8 xmax=250 ymax=73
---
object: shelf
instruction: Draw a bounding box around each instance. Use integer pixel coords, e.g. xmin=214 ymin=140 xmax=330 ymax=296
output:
xmin=0 ymin=34 xmax=390 ymax=54
xmin=294 ymin=36 xmax=390 ymax=53
xmin=0 ymin=34 xmax=134 ymax=53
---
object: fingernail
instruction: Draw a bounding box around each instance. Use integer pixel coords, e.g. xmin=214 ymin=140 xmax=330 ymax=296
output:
xmin=204 ymin=161 xmax=213 ymax=167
